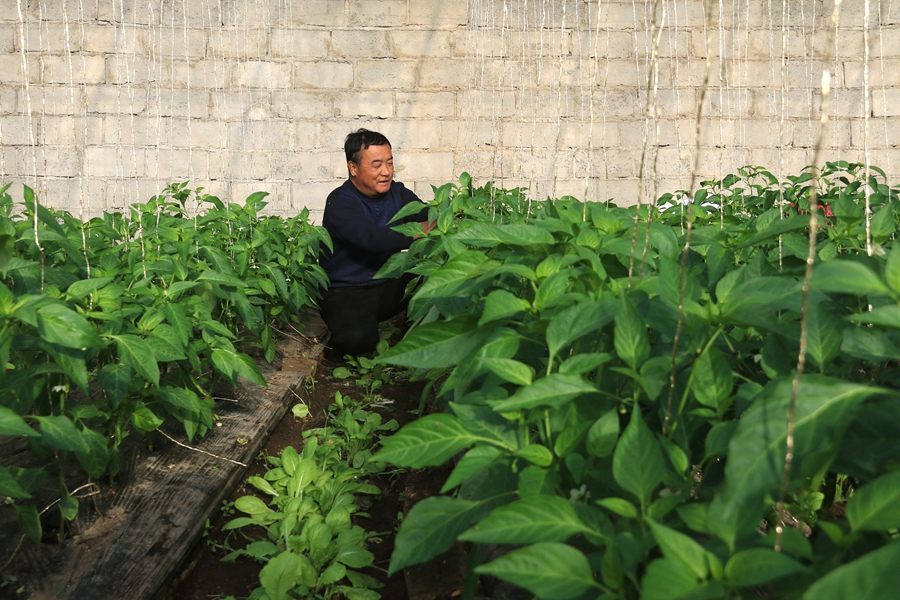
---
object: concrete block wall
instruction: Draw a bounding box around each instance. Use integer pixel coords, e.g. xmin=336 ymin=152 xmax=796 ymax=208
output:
xmin=0 ymin=0 xmax=470 ymax=220
xmin=462 ymin=0 xmax=900 ymax=204
xmin=0 ymin=0 xmax=897 ymax=220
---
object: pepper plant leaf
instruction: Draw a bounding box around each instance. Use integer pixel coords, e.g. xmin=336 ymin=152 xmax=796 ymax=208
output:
xmin=586 ymin=409 xmax=619 ymax=458
xmin=0 ymin=405 xmax=38 ymax=437
xmin=475 ymin=542 xmax=598 ymax=600
xmin=647 ymin=519 xmax=711 ymax=580
xmin=810 ymin=259 xmax=893 ymax=298
xmin=885 ymin=244 xmax=900 ymax=295
xmin=492 ymin=373 xmax=598 ymax=412
xmin=805 ymin=302 xmax=843 ymax=369
xmin=612 ymin=405 xmax=666 ymax=508
xmin=640 ymin=557 xmax=701 ymax=600
xmin=717 ymin=277 xmax=802 ymax=329
xmin=372 ymin=414 xmax=482 ymax=468
xmin=16 ymin=504 xmax=41 ymax=544
xmin=111 ymin=334 xmax=159 ymax=387
xmin=478 ymin=289 xmax=531 ymax=325
xmin=846 ymin=469 xmax=900 ymax=532
xmin=453 ymin=222 xmax=555 ymax=247
xmin=36 ymin=415 xmax=90 ymax=453
xmin=692 ymin=346 xmax=734 ymax=410
xmin=441 ymin=445 xmax=505 ymax=493
xmin=614 ymin=294 xmax=650 ymax=370
xmin=723 ymin=548 xmax=807 ymax=587
xmin=707 ymin=376 xmax=882 ymax=549
xmin=800 ymin=539 xmax=900 ymax=600
xmin=98 ymin=363 xmax=132 ymax=409
xmin=75 ymin=427 xmax=110 ymax=479
xmin=376 ymin=314 xmax=489 ymax=369
xmin=36 ymin=303 xmax=102 ymax=349
xmin=413 ymin=251 xmax=499 ymax=300
xmin=460 ymin=495 xmax=592 ymax=544
xmin=390 ymin=496 xmax=499 ymax=575
xmin=546 ymin=299 xmax=615 ymax=358
xmin=0 ymin=465 xmax=31 ymax=499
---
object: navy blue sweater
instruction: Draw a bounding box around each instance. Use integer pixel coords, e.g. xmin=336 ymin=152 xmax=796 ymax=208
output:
xmin=321 ymin=180 xmax=428 ymax=288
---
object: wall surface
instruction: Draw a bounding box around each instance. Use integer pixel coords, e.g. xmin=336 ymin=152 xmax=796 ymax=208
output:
xmin=1 ymin=1 xmax=899 ymax=220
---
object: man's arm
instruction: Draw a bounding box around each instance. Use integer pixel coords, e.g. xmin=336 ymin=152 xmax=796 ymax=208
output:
xmin=325 ymin=193 xmax=421 ymax=253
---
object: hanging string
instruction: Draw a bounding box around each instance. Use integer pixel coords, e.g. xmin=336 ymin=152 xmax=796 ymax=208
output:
xmin=864 ymin=0 xmax=873 ymax=257
xmin=35 ymin=1 xmax=50 ymax=206
xmin=584 ymin=0 xmax=604 ymax=210
xmin=124 ymin=0 xmax=139 ymax=209
xmin=626 ymin=0 xmax=663 ymax=291
xmin=876 ymin=1 xmax=892 ymax=179
xmin=774 ymin=0 xmax=842 ymax=556
xmin=62 ymin=0 xmax=91 ymax=281
xmin=17 ymin=0 xmax=45 ymax=289
xmin=663 ymin=0 xmax=714 ymax=437
xmin=599 ymin=0 xmax=612 ymax=207
xmin=638 ymin=1 xmax=668 ymax=278
xmin=776 ymin=0 xmax=789 ymax=270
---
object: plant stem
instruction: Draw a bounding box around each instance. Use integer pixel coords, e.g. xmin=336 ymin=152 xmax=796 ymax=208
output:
xmin=461 ymin=543 xmax=483 ymax=600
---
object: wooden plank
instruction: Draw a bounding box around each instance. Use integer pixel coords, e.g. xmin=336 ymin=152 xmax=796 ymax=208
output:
xmin=0 ymin=332 xmax=326 ymax=600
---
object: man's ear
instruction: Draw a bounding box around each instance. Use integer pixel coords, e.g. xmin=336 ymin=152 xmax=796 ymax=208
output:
xmin=348 ymin=161 xmax=358 ymax=177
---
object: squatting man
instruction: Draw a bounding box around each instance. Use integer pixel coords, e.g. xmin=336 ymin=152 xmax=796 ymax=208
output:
xmin=319 ymin=129 xmax=435 ymax=357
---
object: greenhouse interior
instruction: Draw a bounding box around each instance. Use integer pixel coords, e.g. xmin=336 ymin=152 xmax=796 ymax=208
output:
xmin=2 ymin=1 xmax=900 ymax=600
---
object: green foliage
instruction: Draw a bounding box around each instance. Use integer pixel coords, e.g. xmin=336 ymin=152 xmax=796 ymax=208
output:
xmin=224 ymin=393 xmax=393 ymax=599
xmin=371 ymin=165 xmax=900 ymax=599
xmin=0 ymin=182 xmax=328 ymax=541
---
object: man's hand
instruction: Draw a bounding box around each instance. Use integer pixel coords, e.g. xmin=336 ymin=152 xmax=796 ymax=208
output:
xmin=416 ymin=220 xmax=437 ymax=238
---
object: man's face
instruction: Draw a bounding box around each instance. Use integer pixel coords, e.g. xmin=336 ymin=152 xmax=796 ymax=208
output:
xmin=348 ymin=143 xmax=394 ymax=197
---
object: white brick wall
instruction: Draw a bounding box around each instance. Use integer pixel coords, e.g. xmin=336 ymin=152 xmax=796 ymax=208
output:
xmin=1 ymin=0 xmax=898 ymax=217
xmin=294 ymin=61 xmax=354 ymax=89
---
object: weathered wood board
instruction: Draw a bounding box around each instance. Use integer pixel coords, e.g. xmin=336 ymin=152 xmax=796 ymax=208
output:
xmin=0 ymin=324 xmax=327 ymax=600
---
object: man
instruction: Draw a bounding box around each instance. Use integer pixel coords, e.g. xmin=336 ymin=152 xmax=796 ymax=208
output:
xmin=319 ymin=129 xmax=433 ymax=357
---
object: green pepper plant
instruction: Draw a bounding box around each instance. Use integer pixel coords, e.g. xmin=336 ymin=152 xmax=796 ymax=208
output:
xmin=222 ymin=390 xmax=399 ymax=600
xmin=369 ymin=165 xmax=900 ymax=600
xmin=0 ymin=182 xmax=330 ymax=543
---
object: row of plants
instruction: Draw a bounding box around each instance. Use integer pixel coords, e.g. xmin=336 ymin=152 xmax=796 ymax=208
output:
xmin=369 ymin=162 xmax=900 ymax=599
xmin=221 ymin=385 xmax=401 ymax=600
xmin=0 ymin=182 xmax=330 ymax=543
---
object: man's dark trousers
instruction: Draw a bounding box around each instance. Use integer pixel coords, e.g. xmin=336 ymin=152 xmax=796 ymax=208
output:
xmin=320 ymin=273 xmax=415 ymax=357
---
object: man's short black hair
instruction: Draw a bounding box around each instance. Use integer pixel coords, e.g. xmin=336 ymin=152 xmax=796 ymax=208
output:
xmin=345 ymin=129 xmax=391 ymax=164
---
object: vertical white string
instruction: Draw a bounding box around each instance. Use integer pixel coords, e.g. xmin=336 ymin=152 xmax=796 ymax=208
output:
xmin=585 ymin=0 xmax=599 ymax=207
xmin=457 ymin=0 xmax=475 ymax=177
xmin=514 ymin=0 xmax=528 ymax=207
xmin=62 ymin=0 xmax=90 ymax=278
xmin=773 ymin=0 xmax=785 ymax=268
xmin=877 ymin=1 xmax=891 ymax=180
xmin=111 ymin=0 xmax=125 ymax=210
xmin=77 ymin=0 xmax=88 ymax=212
xmin=716 ymin=0 xmax=725 ymax=186
xmin=864 ymin=0 xmax=872 ymax=256
xmin=600 ymin=0 xmax=611 ymax=205
xmin=549 ymin=0 xmax=567 ymax=200
xmin=17 ymin=0 xmax=44 ymax=286
xmin=668 ymin=0 xmax=686 ymax=192
xmin=182 ymin=0 xmax=196 ymax=214
xmin=35 ymin=1 xmax=49 ymax=204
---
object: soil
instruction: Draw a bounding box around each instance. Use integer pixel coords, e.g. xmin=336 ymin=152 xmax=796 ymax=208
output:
xmin=162 ymin=357 xmax=438 ymax=600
